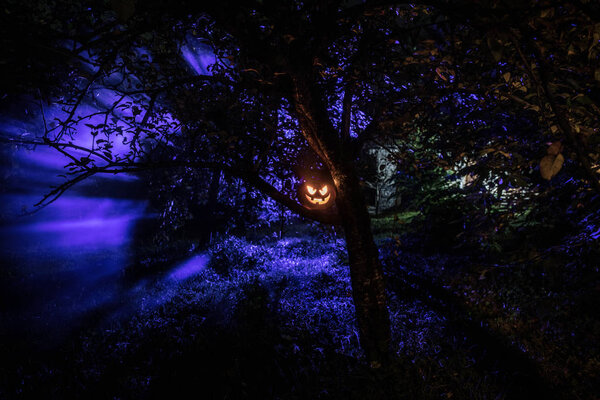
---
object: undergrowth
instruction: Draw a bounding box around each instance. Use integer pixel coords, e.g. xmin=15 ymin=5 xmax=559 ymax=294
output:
xmin=3 ymin=228 xmax=597 ymax=399
xmin=2 ymin=234 xmax=499 ymax=400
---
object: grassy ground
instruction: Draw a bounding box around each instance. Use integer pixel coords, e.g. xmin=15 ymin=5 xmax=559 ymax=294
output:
xmin=374 ymin=211 xmax=600 ymax=400
xmin=1 ymin=223 xmax=598 ymax=399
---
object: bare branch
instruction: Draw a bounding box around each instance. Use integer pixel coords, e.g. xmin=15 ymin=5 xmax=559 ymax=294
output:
xmin=132 ymin=93 xmax=157 ymax=145
xmin=112 ymin=75 xmax=227 ymax=95
xmin=1 ymin=136 xmax=340 ymax=224
xmin=54 ymin=68 xmax=104 ymax=141
xmin=0 ymin=136 xmax=114 ymax=164
xmin=93 ymin=161 xmax=341 ymax=224
xmin=33 ymin=170 xmax=95 ymax=208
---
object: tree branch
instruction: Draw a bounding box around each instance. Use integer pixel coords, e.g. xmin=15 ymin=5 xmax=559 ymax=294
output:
xmin=0 ymin=136 xmax=114 ymax=164
xmin=33 ymin=170 xmax=96 ymax=209
xmin=95 ymin=162 xmax=341 ymax=224
xmin=55 ymin=68 xmax=105 ymax=141
xmin=241 ymin=171 xmax=341 ymax=225
xmin=341 ymin=83 xmax=354 ymax=140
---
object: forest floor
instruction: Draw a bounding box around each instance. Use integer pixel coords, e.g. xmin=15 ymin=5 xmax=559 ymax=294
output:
xmin=1 ymin=222 xmax=599 ymax=399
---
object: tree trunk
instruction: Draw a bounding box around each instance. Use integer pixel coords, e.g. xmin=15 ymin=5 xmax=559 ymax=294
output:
xmin=288 ymin=71 xmax=391 ymax=364
xmin=334 ymin=167 xmax=391 ymax=365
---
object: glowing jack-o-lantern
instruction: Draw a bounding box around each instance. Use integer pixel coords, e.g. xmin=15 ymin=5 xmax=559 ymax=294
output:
xmin=298 ymin=180 xmax=336 ymax=209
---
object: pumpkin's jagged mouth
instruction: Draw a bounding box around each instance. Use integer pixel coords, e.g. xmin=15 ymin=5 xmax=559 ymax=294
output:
xmin=305 ymin=192 xmax=331 ymax=205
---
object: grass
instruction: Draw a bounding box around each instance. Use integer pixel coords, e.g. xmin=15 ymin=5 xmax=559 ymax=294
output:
xmin=371 ymin=211 xmax=422 ymax=241
xmin=1 ymin=225 xmax=598 ymax=399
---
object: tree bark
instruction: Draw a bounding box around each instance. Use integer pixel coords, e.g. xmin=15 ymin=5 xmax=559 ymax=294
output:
xmin=289 ymin=70 xmax=391 ymax=364
xmin=332 ymin=165 xmax=391 ymax=365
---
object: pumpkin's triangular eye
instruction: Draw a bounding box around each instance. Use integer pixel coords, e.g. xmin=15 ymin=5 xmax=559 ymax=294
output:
xmin=319 ymin=185 xmax=328 ymax=195
xmin=306 ymin=185 xmax=317 ymax=195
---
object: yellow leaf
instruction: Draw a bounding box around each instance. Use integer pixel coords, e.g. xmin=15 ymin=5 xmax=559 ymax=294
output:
xmin=580 ymin=126 xmax=595 ymax=136
xmin=479 ymin=148 xmax=496 ymax=155
xmin=502 ymin=72 xmax=511 ymax=83
xmin=540 ymin=8 xmax=554 ymax=18
xmin=436 ymin=67 xmax=448 ymax=81
xmin=547 ymin=141 xmax=563 ymax=156
xmin=540 ymin=153 xmax=564 ymax=180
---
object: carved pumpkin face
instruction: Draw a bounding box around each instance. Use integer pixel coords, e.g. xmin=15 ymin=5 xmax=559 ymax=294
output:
xmin=298 ymin=181 xmax=336 ymax=209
